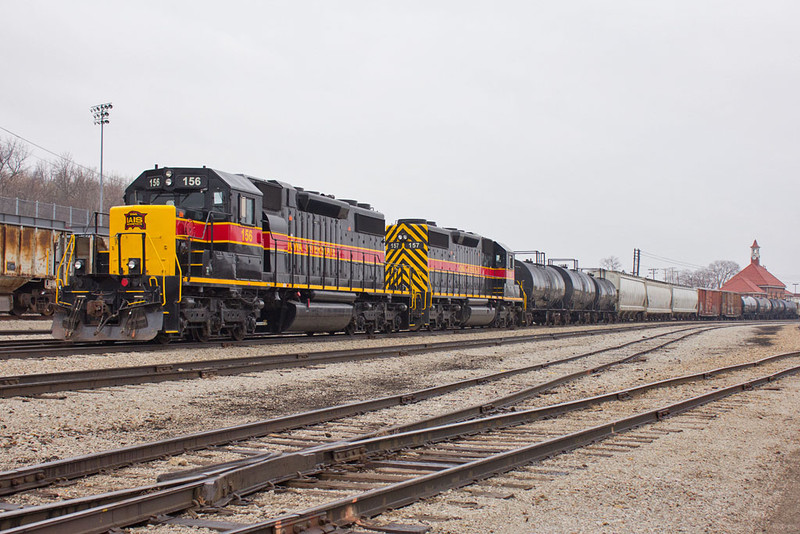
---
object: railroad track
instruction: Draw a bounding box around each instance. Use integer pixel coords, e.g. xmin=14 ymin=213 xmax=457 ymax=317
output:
xmin=4 ymin=325 xmax=793 ymax=532
xmin=0 ymin=324 xmax=709 ymax=496
xmin=2 ymin=320 xmax=791 ymax=361
xmin=3 ymin=350 xmax=793 ymax=534
xmin=0 ymin=322 xmax=729 ymax=397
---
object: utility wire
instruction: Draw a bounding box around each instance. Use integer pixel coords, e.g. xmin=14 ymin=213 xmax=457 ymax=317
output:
xmin=0 ymin=124 xmax=99 ymax=176
xmin=640 ymin=250 xmax=706 ymax=270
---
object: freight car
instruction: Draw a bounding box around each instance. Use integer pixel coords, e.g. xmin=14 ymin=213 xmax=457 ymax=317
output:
xmin=0 ymin=215 xmax=70 ymax=315
xmin=514 ymin=260 xmax=615 ymax=325
xmin=51 ymin=166 xmax=797 ymax=342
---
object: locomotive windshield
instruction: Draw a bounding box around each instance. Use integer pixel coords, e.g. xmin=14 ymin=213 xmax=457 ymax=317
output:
xmin=147 ymin=191 xmax=206 ymax=211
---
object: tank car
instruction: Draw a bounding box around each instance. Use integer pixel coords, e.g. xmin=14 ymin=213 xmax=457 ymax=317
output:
xmin=514 ymin=262 xmax=615 ymax=325
xmin=549 ymin=265 xmax=597 ymax=323
xmin=591 ymin=275 xmax=617 ymax=320
xmin=753 ymin=297 xmax=772 ymax=318
xmin=53 ymin=167 xmax=400 ymax=342
xmin=741 ymin=295 xmax=759 ymax=318
xmin=514 ymin=260 xmax=565 ymax=325
xmin=769 ymin=299 xmax=786 ymax=319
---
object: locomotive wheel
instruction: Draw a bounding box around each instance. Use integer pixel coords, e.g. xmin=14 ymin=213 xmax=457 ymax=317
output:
xmin=230 ymin=325 xmax=246 ymax=341
xmin=41 ymin=303 xmax=55 ymax=316
xmin=192 ymin=328 xmax=210 ymax=343
xmin=10 ymin=304 xmax=28 ymax=316
xmin=154 ymin=332 xmax=172 ymax=345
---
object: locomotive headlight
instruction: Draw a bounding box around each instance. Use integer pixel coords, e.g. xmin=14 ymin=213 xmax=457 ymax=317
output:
xmin=165 ymin=169 xmax=173 ymax=178
xmin=165 ymin=177 xmax=173 ymax=187
xmin=127 ymin=258 xmax=141 ymax=274
xmin=74 ymin=259 xmax=83 ymax=270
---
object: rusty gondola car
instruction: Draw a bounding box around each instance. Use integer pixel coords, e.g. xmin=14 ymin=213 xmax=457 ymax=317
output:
xmin=0 ymin=216 xmax=69 ymax=315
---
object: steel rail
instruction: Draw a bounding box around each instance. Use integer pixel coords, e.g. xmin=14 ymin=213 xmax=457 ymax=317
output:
xmin=5 ymin=351 xmax=798 ymax=533
xmin=0 ymin=329 xmax=51 ymax=336
xmin=0 ymin=323 xmax=706 ymax=398
xmin=203 ymin=350 xmax=800 ymax=505
xmin=226 ymin=358 xmax=800 ymax=534
xmin=0 ymin=320 xmax=779 ymax=361
xmin=0 ymin=325 xmax=708 ymax=495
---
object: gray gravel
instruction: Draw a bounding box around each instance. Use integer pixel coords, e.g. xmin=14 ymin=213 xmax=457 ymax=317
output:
xmin=1 ymin=322 xmax=798 ymax=533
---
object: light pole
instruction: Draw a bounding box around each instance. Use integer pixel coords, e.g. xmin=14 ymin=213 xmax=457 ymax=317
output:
xmin=793 ymin=283 xmax=798 ymax=295
xmin=90 ymin=102 xmax=112 ymax=226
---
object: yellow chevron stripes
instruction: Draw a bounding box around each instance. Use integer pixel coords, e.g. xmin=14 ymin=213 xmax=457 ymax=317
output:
xmin=385 ymin=222 xmax=430 ymax=297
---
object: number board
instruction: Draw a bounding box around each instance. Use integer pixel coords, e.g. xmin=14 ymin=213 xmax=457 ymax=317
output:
xmin=145 ymin=175 xmax=207 ymax=189
xmin=178 ymin=175 xmax=206 ymax=188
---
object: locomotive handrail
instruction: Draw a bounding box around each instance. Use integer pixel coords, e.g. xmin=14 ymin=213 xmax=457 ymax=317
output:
xmin=174 ymin=253 xmax=182 ymax=304
xmin=54 ymin=234 xmax=76 ymax=306
xmin=517 ymin=280 xmax=528 ymax=311
xmin=113 ymin=231 xmax=172 ymax=306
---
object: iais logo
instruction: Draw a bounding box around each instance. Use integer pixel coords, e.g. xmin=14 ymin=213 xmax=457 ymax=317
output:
xmin=124 ymin=210 xmax=147 ymax=230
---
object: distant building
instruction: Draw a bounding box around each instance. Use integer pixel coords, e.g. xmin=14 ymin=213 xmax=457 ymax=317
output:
xmin=721 ymin=240 xmax=787 ymax=298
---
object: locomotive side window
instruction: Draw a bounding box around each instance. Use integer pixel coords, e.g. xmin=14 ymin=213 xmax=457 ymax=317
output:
xmin=239 ymin=195 xmax=255 ymax=226
xmin=213 ymin=191 xmax=225 ymax=211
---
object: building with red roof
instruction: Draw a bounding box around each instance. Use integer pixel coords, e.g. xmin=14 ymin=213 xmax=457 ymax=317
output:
xmin=721 ymin=240 xmax=787 ymax=298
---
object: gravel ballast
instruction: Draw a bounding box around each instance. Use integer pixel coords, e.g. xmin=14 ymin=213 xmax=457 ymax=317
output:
xmin=1 ymin=322 xmax=798 ymax=533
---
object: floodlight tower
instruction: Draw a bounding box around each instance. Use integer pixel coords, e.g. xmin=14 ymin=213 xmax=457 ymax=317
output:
xmin=90 ymin=102 xmax=112 ymax=225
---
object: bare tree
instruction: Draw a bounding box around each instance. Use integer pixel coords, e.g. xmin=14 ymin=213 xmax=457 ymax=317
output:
xmin=599 ymin=256 xmax=622 ymax=271
xmin=706 ymin=260 xmax=740 ymax=289
xmin=0 ymin=137 xmax=30 ymax=195
xmin=0 ymin=135 xmax=132 ymax=217
xmin=46 ymin=156 xmax=96 ymax=209
xmin=675 ymin=260 xmax=739 ymax=289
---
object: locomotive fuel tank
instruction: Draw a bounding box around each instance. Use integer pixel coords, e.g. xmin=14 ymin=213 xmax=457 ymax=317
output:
xmin=550 ymin=265 xmax=596 ymax=310
xmin=277 ymin=301 xmax=355 ymax=333
xmin=463 ymin=299 xmax=498 ymax=326
xmin=514 ymin=260 xmax=565 ymax=309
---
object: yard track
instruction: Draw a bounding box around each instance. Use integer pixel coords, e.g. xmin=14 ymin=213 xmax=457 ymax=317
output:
xmin=0 ymin=322 xmax=722 ymax=397
xmin=3 ymin=325 xmax=795 ymax=533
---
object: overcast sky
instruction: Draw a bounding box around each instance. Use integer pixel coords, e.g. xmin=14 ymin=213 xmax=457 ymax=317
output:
xmin=3 ymin=1 xmax=799 ymax=287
